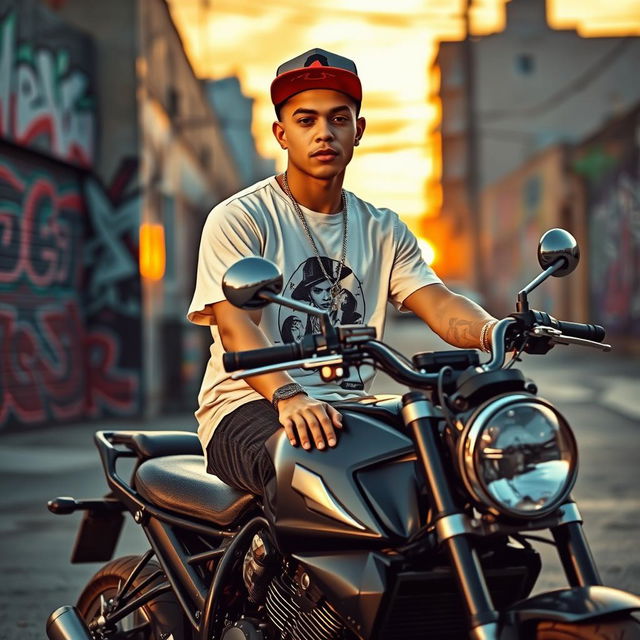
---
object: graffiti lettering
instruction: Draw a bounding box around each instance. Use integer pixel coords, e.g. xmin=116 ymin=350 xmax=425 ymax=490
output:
xmin=0 ymin=164 xmax=82 ymax=287
xmin=0 ymin=9 xmax=95 ymax=167
xmin=0 ymin=157 xmax=140 ymax=429
xmin=0 ymin=301 xmax=138 ymax=426
xmin=84 ymin=175 xmax=140 ymax=316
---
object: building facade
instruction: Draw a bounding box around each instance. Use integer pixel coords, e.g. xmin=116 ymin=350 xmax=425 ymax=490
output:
xmin=572 ymin=105 xmax=640 ymax=349
xmin=430 ymin=0 xmax=640 ymax=285
xmin=0 ymin=0 xmax=268 ymax=431
xmin=480 ymin=144 xmax=588 ymax=319
xmin=479 ymin=103 xmax=640 ymax=349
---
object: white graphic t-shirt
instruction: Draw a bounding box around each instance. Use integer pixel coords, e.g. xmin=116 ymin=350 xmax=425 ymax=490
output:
xmin=187 ymin=176 xmax=442 ymax=450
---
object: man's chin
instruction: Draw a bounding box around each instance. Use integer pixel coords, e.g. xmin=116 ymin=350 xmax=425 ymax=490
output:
xmin=307 ymin=163 xmax=347 ymax=180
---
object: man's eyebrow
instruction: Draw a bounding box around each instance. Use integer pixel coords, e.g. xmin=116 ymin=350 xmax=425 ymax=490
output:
xmin=291 ymin=105 xmax=352 ymax=117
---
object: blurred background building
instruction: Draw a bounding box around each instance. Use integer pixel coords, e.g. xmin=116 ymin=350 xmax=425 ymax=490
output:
xmin=430 ymin=0 xmax=640 ymax=344
xmin=0 ymin=0 xmax=273 ymax=431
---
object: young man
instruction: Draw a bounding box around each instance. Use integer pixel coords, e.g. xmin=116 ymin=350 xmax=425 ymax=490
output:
xmin=188 ymin=48 xmax=498 ymax=498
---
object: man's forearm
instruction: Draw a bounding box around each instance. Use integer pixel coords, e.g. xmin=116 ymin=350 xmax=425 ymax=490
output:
xmin=437 ymin=294 xmax=496 ymax=349
xmin=219 ymin=320 xmax=297 ymax=403
xmin=403 ymin=284 xmax=497 ymax=350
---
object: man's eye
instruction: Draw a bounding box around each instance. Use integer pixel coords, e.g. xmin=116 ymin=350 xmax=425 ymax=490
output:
xmin=298 ymin=118 xmax=314 ymax=125
xmin=333 ymin=116 xmax=348 ymax=123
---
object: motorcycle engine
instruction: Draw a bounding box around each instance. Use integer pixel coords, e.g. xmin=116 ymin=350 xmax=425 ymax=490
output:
xmin=265 ymin=566 xmax=345 ymax=640
xmin=243 ymin=531 xmax=345 ymax=640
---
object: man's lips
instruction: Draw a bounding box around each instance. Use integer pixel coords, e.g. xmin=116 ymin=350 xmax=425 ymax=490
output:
xmin=311 ymin=148 xmax=338 ymax=158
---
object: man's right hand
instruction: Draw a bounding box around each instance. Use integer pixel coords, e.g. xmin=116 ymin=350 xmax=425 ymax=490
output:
xmin=277 ymin=394 xmax=343 ymax=450
xmin=214 ymin=300 xmax=342 ymax=450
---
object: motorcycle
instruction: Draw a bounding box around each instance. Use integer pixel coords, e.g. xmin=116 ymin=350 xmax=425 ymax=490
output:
xmin=46 ymin=228 xmax=640 ymax=640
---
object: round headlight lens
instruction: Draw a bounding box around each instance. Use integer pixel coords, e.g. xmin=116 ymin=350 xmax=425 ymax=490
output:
xmin=461 ymin=397 xmax=577 ymax=518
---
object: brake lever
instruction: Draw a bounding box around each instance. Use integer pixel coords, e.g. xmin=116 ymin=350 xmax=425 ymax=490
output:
xmin=530 ymin=326 xmax=612 ymax=352
xmin=230 ymin=354 xmax=345 ymax=380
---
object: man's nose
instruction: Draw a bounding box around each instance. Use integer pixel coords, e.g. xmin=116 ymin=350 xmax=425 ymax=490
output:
xmin=315 ymin=119 xmax=333 ymax=140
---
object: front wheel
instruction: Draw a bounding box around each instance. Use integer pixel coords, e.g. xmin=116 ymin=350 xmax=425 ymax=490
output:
xmin=536 ymin=617 xmax=640 ymax=639
xmin=77 ymin=554 xmax=187 ymax=640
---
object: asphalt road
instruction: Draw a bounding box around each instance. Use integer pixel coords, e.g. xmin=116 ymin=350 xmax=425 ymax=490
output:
xmin=1 ymin=317 xmax=638 ymax=639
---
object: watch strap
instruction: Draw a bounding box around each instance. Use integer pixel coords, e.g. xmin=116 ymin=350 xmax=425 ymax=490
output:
xmin=272 ymin=383 xmax=307 ymax=410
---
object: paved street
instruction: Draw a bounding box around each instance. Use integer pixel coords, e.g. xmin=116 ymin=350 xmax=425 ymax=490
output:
xmin=1 ymin=317 xmax=638 ymax=639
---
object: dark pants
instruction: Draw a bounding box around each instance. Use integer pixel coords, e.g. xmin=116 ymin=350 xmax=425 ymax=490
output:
xmin=206 ymin=399 xmax=281 ymax=497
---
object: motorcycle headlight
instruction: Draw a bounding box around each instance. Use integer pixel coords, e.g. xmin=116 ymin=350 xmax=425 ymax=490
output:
xmin=458 ymin=394 xmax=577 ymax=519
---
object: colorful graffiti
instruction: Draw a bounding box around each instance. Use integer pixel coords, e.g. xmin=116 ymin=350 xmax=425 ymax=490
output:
xmin=84 ymin=174 xmax=140 ymax=316
xmin=0 ymin=3 xmax=95 ymax=167
xmin=0 ymin=150 xmax=140 ymax=429
xmin=589 ymin=151 xmax=640 ymax=337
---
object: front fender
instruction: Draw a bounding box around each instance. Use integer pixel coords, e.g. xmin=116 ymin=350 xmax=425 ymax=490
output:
xmin=506 ymin=585 xmax=640 ymax=626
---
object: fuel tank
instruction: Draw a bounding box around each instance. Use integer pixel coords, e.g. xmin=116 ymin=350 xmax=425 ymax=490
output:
xmin=265 ymin=395 xmax=425 ymax=552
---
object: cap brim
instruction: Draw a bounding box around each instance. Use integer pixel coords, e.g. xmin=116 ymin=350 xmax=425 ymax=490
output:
xmin=271 ymin=66 xmax=362 ymax=107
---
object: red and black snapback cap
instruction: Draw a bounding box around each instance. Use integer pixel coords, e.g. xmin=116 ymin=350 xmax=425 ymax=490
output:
xmin=270 ymin=48 xmax=362 ymax=110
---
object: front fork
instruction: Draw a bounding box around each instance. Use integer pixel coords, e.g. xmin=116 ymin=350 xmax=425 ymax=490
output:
xmin=551 ymin=507 xmax=602 ymax=587
xmin=401 ymin=392 xmax=602 ymax=640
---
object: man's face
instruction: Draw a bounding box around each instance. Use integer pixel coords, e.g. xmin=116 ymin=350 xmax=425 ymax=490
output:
xmin=273 ymin=89 xmax=366 ymax=180
xmin=309 ymin=279 xmax=332 ymax=309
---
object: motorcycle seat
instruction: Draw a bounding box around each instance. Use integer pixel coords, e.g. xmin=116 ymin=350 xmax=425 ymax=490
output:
xmin=115 ymin=430 xmax=204 ymax=461
xmin=135 ymin=455 xmax=257 ymax=526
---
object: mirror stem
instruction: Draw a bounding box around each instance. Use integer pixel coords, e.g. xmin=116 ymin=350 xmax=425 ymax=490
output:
xmin=516 ymin=259 xmax=566 ymax=312
xmin=258 ymin=291 xmax=336 ymax=341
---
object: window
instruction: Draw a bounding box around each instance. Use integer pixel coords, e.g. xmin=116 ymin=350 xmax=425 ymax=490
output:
xmin=515 ymin=54 xmax=535 ymax=75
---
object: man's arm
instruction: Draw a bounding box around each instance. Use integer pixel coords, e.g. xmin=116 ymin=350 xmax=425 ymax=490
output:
xmin=402 ymin=283 xmax=497 ymax=350
xmin=213 ymin=300 xmax=342 ymax=450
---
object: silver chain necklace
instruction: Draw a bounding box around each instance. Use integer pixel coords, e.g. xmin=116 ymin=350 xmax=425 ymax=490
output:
xmin=281 ymin=171 xmax=349 ymax=313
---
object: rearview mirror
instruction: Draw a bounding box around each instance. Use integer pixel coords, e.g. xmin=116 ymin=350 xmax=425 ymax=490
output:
xmin=222 ymin=257 xmax=283 ymax=309
xmin=538 ymin=228 xmax=580 ymax=277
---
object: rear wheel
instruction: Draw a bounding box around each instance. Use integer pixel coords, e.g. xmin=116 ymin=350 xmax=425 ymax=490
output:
xmin=77 ymin=555 xmax=187 ymax=639
xmin=536 ymin=617 xmax=640 ymax=639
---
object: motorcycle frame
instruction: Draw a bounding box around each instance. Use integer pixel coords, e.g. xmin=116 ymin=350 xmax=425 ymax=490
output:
xmin=91 ymin=394 xmax=606 ymax=640
xmin=51 ymin=240 xmax=640 ymax=640
xmin=92 ymin=430 xmax=268 ymax=640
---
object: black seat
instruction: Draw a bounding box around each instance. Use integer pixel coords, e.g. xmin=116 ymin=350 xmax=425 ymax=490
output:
xmin=135 ymin=455 xmax=257 ymax=526
xmin=107 ymin=430 xmax=203 ymax=461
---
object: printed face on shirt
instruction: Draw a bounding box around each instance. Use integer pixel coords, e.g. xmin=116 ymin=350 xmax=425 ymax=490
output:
xmin=273 ymin=89 xmax=366 ymax=180
xmin=309 ymin=279 xmax=332 ymax=310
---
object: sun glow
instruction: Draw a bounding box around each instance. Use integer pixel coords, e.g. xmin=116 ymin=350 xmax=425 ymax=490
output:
xmin=418 ymin=238 xmax=437 ymax=267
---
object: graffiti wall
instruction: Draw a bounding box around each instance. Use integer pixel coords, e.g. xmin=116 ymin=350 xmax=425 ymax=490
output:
xmin=83 ymin=159 xmax=142 ymax=418
xmin=584 ymin=147 xmax=640 ymax=338
xmin=0 ymin=0 xmax=96 ymax=167
xmin=0 ymin=143 xmax=140 ymax=430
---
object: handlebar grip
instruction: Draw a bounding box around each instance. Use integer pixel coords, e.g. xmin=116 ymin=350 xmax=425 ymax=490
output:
xmin=555 ymin=320 xmax=605 ymax=342
xmin=223 ymin=343 xmax=304 ymax=372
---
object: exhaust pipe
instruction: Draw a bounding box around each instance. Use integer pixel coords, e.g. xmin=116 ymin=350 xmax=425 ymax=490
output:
xmin=46 ymin=606 xmax=93 ymax=640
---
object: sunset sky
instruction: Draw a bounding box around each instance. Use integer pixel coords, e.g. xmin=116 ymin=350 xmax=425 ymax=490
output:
xmin=168 ymin=0 xmax=639 ymax=231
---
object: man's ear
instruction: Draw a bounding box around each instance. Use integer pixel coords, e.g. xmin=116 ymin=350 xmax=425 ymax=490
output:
xmin=355 ymin=116 xmax=366 ymax=144
xmin=272 ymin=120 xmax=287 ymax=150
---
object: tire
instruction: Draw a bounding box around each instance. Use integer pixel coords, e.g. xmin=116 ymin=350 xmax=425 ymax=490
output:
xmin=77 ymin=554 xmax=188 ymax=640
xmin=536 ymin=617 xmax=640 ymax=640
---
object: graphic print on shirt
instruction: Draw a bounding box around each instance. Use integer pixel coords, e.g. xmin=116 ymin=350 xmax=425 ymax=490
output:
xmin=278 ymin=256 xmax=366 ymax=390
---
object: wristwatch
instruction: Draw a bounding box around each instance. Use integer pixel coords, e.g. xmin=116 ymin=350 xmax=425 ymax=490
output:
xmin=272 ymin=383 xmax=307 ymax=410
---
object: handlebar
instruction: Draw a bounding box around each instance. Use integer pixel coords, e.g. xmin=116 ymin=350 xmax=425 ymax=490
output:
xmin=223 ymin=342 xmax=307 ymax=372
xmin=555 ymin=320 xmax=605 ymax=342
xmin=511 ymin=310 xmax=605 ymax=343
xmin=223 ymin=313 xmax=608 ymax=388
